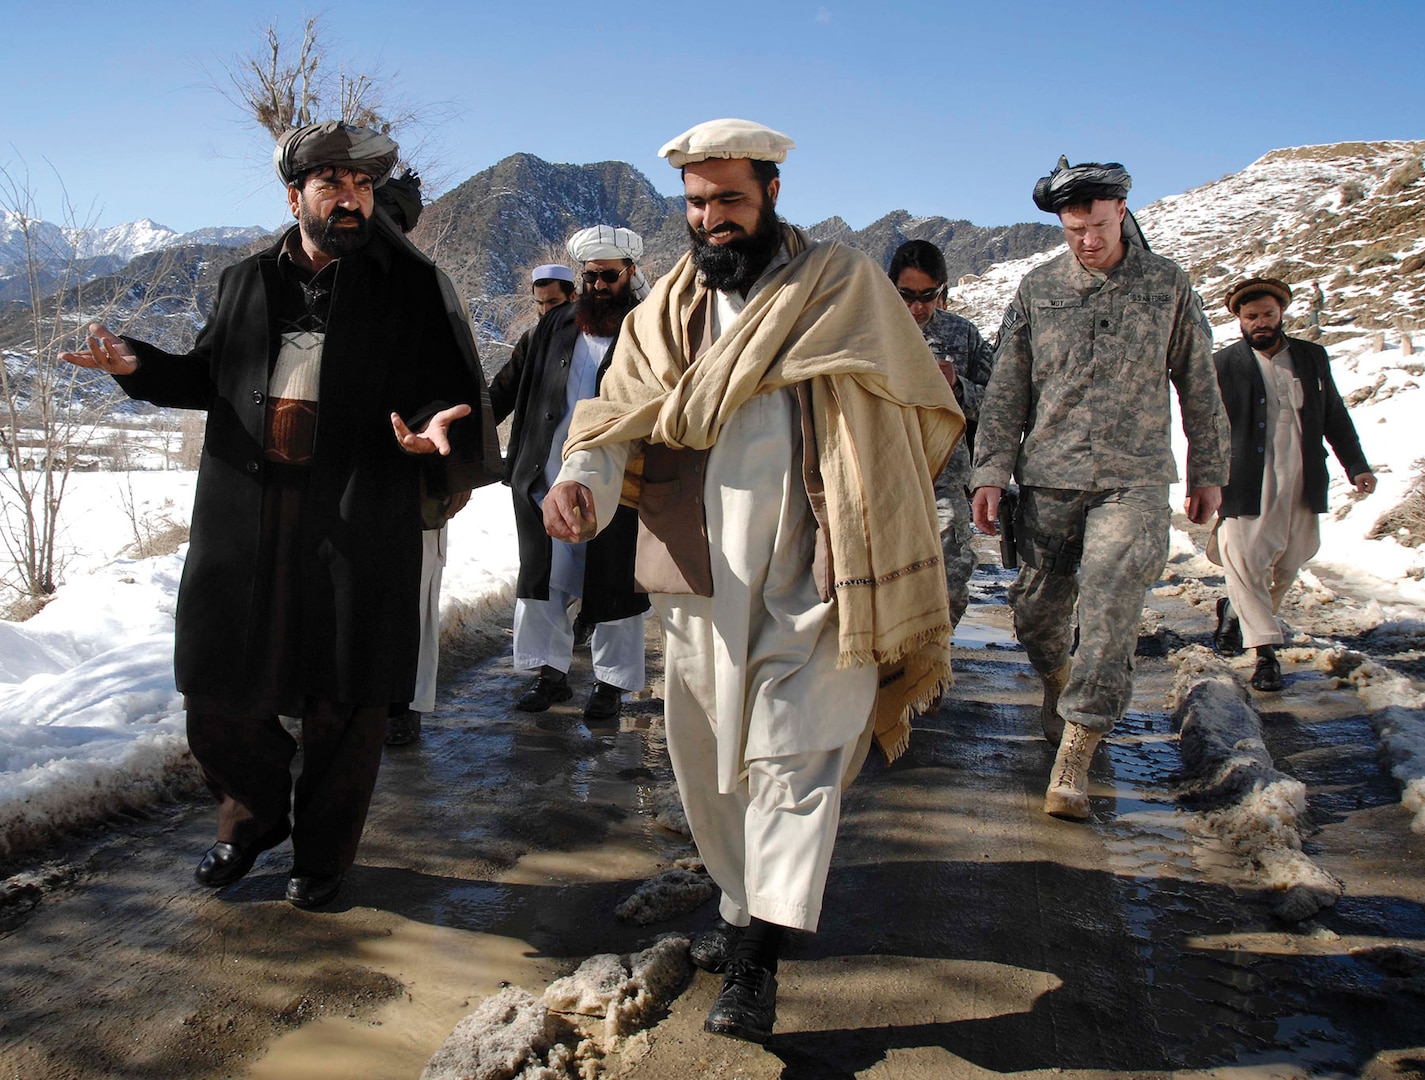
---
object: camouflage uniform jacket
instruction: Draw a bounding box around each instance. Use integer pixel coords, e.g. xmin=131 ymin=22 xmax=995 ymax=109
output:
xmin=969 ymin=244 xmax=1229 ymax=492
xmin=922 ymin=308 xmax=996 ymax=424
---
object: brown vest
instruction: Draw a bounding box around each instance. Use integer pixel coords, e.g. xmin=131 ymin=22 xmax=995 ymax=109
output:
xmin=633 ymin=292 xmax=833 ymax=601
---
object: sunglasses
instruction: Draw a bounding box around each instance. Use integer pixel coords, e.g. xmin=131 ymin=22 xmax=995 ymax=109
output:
xmin=897 ymin=285 xmax=945 ymax=305
xmin=582 ymin=267 xmax=631 ymax=285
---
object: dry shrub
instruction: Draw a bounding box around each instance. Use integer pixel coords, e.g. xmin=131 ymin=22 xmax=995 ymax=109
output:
xmin=1402 ymin=253 xmax=1425 ymax=276
xmin=1381 ymin=157 xmax=1425 ymax=197
xmin=1354 ymin=244 xmax=1399 ymax=271
xmin=1341 ymin=180 xmax=1367 ymax=206
xmin=1368 ymin=459 xmax=1425 ymax=549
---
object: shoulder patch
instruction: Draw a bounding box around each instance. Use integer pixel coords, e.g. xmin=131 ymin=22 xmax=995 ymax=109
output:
xmin=1000 ymin=303 xmax=1024 ymax=335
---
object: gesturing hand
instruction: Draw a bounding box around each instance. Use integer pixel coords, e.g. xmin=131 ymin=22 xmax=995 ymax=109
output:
xmin=58 ymin=323 xmax=137 ymax=376
xmin=391 ymin=404 xmax=472 ymax=455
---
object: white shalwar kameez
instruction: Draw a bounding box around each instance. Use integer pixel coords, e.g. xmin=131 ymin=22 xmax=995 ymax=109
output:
xmin=1219 ymin=343 xmax=1321 ymax=649
xmin=556 ymin=258 xmax=878 ymax=932
xmin=515 ymin=330 xmax=646 ymax=693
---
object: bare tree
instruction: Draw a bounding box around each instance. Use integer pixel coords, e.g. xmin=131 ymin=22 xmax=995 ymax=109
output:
xmin=0 ymin=162 xmax=196 ymax=613
xmin=214 ymin=14 xmax=449 ymax=190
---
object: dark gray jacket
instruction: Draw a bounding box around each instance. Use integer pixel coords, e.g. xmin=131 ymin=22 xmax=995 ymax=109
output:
xmin=1213 ymin=335 xmax=1369 ymax=517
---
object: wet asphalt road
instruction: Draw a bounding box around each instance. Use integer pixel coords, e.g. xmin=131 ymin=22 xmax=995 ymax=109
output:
xmin=2 ymin=550 xmax=1424 ymax=1078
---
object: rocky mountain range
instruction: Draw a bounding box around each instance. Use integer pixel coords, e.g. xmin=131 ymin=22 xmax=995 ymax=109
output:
xmin=6 ymin=142 xmax=1422 ymax=374
xmin=412 ymin=152 xmax=1064 ymax=308
xmin=0 ymin=211 xmax=271 ymax=306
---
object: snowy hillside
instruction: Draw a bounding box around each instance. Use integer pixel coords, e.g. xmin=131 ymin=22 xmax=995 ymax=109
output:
xmin=950 ymin=140 xmax=1425 ymax=341
xmin=67 ymin=218 xmax=180 ymax=261
xmin=946 ymin=140 xmax=1425 ymax=601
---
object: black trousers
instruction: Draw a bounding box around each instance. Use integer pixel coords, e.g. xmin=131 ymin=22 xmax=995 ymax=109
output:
xmin=185 ymin=697 xmax=387 ymax=877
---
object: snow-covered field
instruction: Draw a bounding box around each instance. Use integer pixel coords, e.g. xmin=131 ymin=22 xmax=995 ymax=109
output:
xmin=0 ymin=475 xmax=520 ymax=857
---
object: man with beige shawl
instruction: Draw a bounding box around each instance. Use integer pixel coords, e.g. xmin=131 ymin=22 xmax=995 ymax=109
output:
xmin=543 ymin=118 xmax=962 ymax=1043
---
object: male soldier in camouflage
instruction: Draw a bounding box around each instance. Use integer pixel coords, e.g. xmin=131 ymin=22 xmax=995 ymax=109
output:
xmin=889 ymin=240 xmax=996 ymax=628
xmin=970 ymin=159 xmax=1230 ymax=820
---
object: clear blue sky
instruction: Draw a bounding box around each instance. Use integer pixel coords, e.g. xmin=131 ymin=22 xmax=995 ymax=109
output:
xmin=6 ymin=0 xmax=1422 ymax=235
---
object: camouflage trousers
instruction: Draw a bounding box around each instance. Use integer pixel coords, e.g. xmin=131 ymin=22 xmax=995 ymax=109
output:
xmin=936 ymin=440 xmax=976 ymax=629
xmin=1008 ymin=485 xmax=1170 ymax=733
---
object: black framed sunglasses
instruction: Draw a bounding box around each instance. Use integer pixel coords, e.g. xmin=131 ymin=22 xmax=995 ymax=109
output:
xmin=897 ymin=284 xmax=945 ymax=305
xmin=582 ymin=267 xmax=631 ymax=285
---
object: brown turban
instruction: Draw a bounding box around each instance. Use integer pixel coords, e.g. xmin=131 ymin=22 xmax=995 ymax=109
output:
xmin=272 ymin=121 xmax=399 ymax=187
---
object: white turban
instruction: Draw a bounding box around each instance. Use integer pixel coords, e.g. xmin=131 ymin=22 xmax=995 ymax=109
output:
xmin=566 ymin=225 xmax=649 ymax=301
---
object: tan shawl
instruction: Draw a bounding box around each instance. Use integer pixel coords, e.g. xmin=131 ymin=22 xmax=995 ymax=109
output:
xmin=565 ymin=226 xmax=964 ymax=760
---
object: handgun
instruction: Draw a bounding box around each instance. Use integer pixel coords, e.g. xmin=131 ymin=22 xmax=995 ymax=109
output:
xmin=998 ymin=488 xmax=1019 ymax=570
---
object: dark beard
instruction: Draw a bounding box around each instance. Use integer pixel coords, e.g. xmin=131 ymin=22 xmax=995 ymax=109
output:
xmin=301 ymin=204 xmax=372 ymax=258
xmin=574 ymin=283 xmax=635 ymax=337
xmin=1248 ymin=325 xmax=1284 ymax=350
xmin=688 ymin=199 xmax=782 ymax=293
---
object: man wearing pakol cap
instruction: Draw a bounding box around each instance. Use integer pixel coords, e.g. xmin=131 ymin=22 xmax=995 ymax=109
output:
xmin=970 ymin=156 xmax=1230 ymax=821
xmin=61 ymin=121 xmax=498 ymax=909
xmin=543 ymin=119 xmax=962 ymax=1043
xmin=1210 ymin=276 xmax=1374 ymax=691
xmin=490 ymin=226 xmax=650 ymax=721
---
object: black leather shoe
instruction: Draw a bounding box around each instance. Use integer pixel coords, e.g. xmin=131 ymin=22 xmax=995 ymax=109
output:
xmin=704 ymin=958 xmax=777 ymax=1043
xmin=286 ymin=872 xmax=344 ymax=909
xmin=689 ymin=918 xmax=743 ymax=973
xmin=584 ymin=681 xmax=623 ymax=722
xmin=1251 ymin=649 xmax=1283 ymax=692
xmin=385 ymin=708 xmax=422 ymax=746
xmin=515 ymin=669 xmax=573 ymax=712
xmin=194 ymin=824 xmax=289 ymax=888
xmin=1213 ymin=597 xmax=1243 ymax=656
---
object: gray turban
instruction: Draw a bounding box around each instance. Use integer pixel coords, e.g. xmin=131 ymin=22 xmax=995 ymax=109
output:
xmin=273 ymin=121 xmax=400 ymax=187
xmin=566 ymin=225 xmax=649 ymax=301
xmin=1032 ymin=156 xmax=1132 ymax=214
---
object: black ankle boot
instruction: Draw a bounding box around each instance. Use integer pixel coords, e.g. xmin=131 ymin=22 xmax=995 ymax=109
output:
xmin=1251 ymin=646 xmax=1282 ymax=692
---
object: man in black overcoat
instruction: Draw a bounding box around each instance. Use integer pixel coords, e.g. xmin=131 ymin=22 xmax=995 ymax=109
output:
xmin=489 ymin=225 xmax=649 ymax=722
xmin=1211 ymin=276 xmax=1374 ymax=691
xmin=61 ymin=122 xmax=498 ymax=908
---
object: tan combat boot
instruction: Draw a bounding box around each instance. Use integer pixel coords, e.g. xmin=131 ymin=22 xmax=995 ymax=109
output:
xmin=1040 ymin=661 xmax=1072 ymax=747
xmin=1043 ymin=721 xmax=1102 ymax=820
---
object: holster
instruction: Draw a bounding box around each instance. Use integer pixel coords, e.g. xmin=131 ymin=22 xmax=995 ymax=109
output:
xmin=998 ymin=488 xmax=1019 ymax=570
xmin=1019 ymin=527 xmax=1084 ymax=575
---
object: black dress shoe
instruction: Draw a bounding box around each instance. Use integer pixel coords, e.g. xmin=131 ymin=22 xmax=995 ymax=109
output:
xmin=385 ymin=708 xmax=422 ymax=746
xmin=1251 ymin=648 xmax=1283 ymax=692
xmin=193 ymin=824 xmax=289 ymax=888
xmin=286 ymin=872 xmax=344 ymax=909
xmin=689 ymin=918 xmax=743 ymax=973
xmin=584 ymin=681 xmax=623 ymax=721
xmin=1214 ymin=597 xmax=1243 ymax=656
xmin=704 ymin=958 xmax=777 ymax=1043
xmin=515 ymin=669 xmax=573 ymax=712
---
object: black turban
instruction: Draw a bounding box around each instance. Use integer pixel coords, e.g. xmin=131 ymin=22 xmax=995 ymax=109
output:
xmin=1032 ymin=156 xmax=1132 ymax=214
